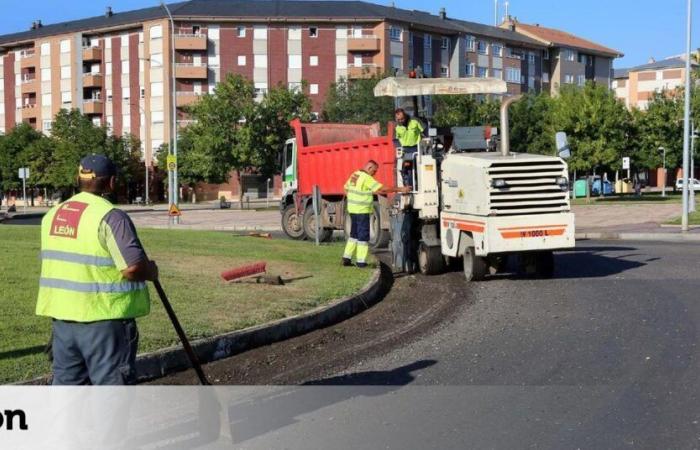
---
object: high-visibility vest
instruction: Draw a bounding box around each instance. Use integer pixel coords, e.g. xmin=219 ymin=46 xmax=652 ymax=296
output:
xmin=36 ymin=191 xmax=150 ymax=322
xmin=395 ymin=119 xmax=423 ymax=147
xmin=345 ymin=170 xmax=381 ymax=214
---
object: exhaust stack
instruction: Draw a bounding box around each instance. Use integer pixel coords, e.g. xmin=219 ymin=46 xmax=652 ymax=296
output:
xmin=499 ymin=95 xmax=522 ymax=157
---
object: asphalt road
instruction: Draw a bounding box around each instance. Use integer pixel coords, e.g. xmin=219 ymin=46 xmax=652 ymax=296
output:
xmin=157 ymin=240 xmax=700 ymax=448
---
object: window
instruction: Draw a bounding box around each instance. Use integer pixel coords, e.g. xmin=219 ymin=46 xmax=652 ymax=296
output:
xmin=543 ymin=49 xmax=549 ymax=60
xmin=391 ymin=55 xmax=402 ymax=70
xmin=465 ymin=63 xmax=475 ymax=77
xmin=139 ymin=32 xmax=144 ymax=43
xmin=578 ymin=53 xmax=587 ymax=65
xmin=477 ymin=41 xmax=488 ymax=55
xmin=477 ymin=66 xmax=488 ymax=78
xmin=209 ymin=55 xmax=220 ymax=67
xmin=309 ymin=27 xmax=318 ymax=38
xmin=492 ymin=68 xmax=502 ymax=80
xmin=423 ymin=62 xmax=432 ymax=76
xmin=253 ymin=26 xmax=267 ymax=40
xmin=123 ymin=86 xmax=131 ymax=99
xmin=465 ymin=36 xmax=476 ymax=52
xmin=106 ymin=89 xmax=113 ymax=101
xmin=254 ymin=82 xmax=268 ymax=96
xmin=506 ymin=67 xmax=521 ymax=83
xmin=528 ymin=52 xmax=535 ymax=64
xmin=492 ymin=44 xmax=503 ymax=58
xmin=61 ymin=91 xmax=71 ymax=104
xmin=60 ymin=66 xmax=70 ymax=80
xmin=208 ymin=25 xmax=220 ymax=40
xmin=309 ymin=55 xmax=318 ymax=66
xmin=288 ymin=82 xmax=302 ymax=92
xmin=390 ymin=26 xmax=402 ymax=42
xmin=351 ymin=26 xmax=363 ymax=38
xmin=237 ymin=55 xmax=246 ymax=66
xmin=106 ymin=38 xmax=112 ymax=49
xmin=577 ymin=74 xmax=586 ymax=86
xmin=254 ymin=55 xmax=267 ymax=68
xmin=440 ymin=66 xmax=449 ymax=77
xmin=40 ymin=42 xmax=50 ymax=55
xmin=507 ymin=47 xmax=522 ymax=59
xmin=423 ymin=34 xmax=432 ymax=49
xmin=542 ymin=72 xmax=550 ymax=83
xmin=288 ymin=26 xmax=301 ymax=40
xmin=150 ymin=53 xmax=163 ymax=67
xmin=42 ymin=120 xmax=52 ymax=132
xmin=562 ymin=49 xmax=576 ymax=61
xmin=288 ymin=54 xmax=301 ymax=69
xmin=441 ymin=37 xmax=449 ymax=50
xmin=122 ymin=60 xmax=130 ymax=74
xmin=336 ymin=55 xmax=348 ymax=69
xmin=41 ymin=68 xmax=51 ymax=81
xmin=41 ymin=93 xmax=51 ymax=106
xmin=123 ymin=115 xmax=130 ymax=128
xmin=60 ymin=39 xmax=70 ymax=53
xmin=152 ymin=111 xmax=164 ymax=124
xmin=106 ymin=62 xmax=112 ymax=75
xmin=150 ymin=25 xmax=163 ymax=39
xmin=309 ymin=83 xmax=319 ymax=95
xmin=564 ymin=74 xmax=574 ymax=84
xmin=140 ymin=87 xmax=146 ymax=99
xmin=237 ymin=26 xmax=246 ymax=38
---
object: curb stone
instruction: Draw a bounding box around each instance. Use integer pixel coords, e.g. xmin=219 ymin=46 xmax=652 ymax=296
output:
xmin=576 ymin=232 xmax=700 ymax=242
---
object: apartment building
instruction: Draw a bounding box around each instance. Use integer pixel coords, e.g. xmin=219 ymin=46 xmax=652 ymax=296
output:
xmin=502 ymin=18 xmax=622 ymax=95
xmin=613 ymin=57 xmax=697 ymax=110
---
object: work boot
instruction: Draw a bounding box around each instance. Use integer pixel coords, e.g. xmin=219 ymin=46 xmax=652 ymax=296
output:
xmin=342 ymin=258 xmax=352 ymax=267
xmin=356 ymin=262 xmax=368 ymax=268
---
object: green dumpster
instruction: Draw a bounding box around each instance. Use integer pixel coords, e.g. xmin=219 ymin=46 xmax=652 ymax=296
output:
xmin=574 ymin=179 xmax=587 ymax=198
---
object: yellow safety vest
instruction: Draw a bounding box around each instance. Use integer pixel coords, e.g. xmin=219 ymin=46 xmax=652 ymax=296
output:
xmin=345 ymin=170 xmax=381 ymax=214
xmin=395 ymin=119 xmax=424 ymax=147
xmin=36 ymin=192 xmax=150 ymax=322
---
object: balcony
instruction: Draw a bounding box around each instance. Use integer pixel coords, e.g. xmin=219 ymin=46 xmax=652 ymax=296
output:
xmin=83 ymin=99 xmax=104 ymax=115
xmin=174 ymin=33 xmax=208 ymax=51
xmin=347 ymin=36 xmax=381 ymax=52
xmin=176 ymin=91 xmax=203 ymax=107
xmin=82 ymin=46 xmax=103 ymax=61
xmin=347 ymin=64 xmax=382 ymax=79
xmin=175 ymin=63 xmax=208 ymax=79
xmin=19 ymin=50 xmax=37 ymax=68
xmin=20 ymin=77 xmax=37 ymax=94
xmin=21 ymin=103 xmax=38 ymax=119
xmin=83 ymin=73 xmax=103 ymax=88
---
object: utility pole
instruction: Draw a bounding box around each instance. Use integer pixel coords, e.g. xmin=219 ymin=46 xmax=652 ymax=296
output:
xmin=162 ymin=2 xmax=179 ymax=224
xmin=681 ymin=0 xmax=693 ymax=231
xmin=691 ymin=122 xmax=696 ymax=212
xmin=659 ymin=147 xmax=667 ymax=197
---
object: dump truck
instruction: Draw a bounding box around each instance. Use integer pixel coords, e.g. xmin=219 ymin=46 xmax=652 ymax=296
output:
xmin=279 ymin=119 xmax=397 ymax=247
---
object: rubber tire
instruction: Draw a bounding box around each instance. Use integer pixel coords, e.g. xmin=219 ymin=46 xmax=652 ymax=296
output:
xmin=418 ymin=242 xmax=445 ymax=275
xmin=303 ymin=206 xmax=333 ymax=242
xmin=463 ymin=246 xmax=488 ymax=282
xmin=281 ymin=204 xmax=305 ymax=240
xmin=344 ymin=203 xmax=391 ymax=250
xmin=534 ymin=251 xmax=555 ymax=278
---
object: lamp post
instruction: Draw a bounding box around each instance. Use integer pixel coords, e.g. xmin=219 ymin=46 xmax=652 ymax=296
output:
xmin=681 ymin=0 xmax=693 ymax=231
xmin=659 ymin=146 xmax=667 ymax=197
xmin=691 ymin=123 xmax=697 ymax=212
xmin=129 ymin=100 xmax=150 ymax=205
xmin=161 ymin=1 xmax=179 ymax=224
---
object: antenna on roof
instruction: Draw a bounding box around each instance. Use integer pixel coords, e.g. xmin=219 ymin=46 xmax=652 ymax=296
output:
xmin=106 ymin=6 xmax=113 ymax=18
xmin=494 ymin=0 xmax=498 ymax=25
xmin=504 ymin=0 xmax=510 ymax=22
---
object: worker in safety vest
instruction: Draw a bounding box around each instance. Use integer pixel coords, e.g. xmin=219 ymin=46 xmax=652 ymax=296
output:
xmin=36 ymin=154 xmax=158 ymax=385
xmin=394 ymin=108 xmax=424 ymax=188
xmin=343 ymin=160 xmax=410 ymax=267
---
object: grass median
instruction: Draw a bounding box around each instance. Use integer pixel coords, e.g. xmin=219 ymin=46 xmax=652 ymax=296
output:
xmin=0 ymin=225 xmax=374 ymax=384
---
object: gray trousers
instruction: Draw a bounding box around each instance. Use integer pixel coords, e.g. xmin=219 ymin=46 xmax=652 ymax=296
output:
xmin=51 ymin=319 xmax=139 ymax=385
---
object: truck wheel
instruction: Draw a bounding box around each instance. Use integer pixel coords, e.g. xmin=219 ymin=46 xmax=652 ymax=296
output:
xmin=281 ymin=204 xmax=305 ymax=240
xmin=463 ymin=246 xmax=487 ymax=282
xmin=418 ymin=242 xmax=445 ymax=275
xmin=343 ymin=206 xmax=390 ymax=249
xmin=534 ymin=251 xmax=555 ymax=278
xmin=303 ymin=206 xmax=333 ymax=242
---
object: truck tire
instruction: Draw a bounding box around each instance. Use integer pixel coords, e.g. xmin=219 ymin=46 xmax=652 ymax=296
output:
xmin=418 ymin=242 xmax=445 ymax=275
xmin=343 ymin=204 xmax=390 ymax=250
xmin=463 ymin=246 xmax=488 ymax=282
xmin=303 ymin=206 xmax=333 ymax=242
xmin=281 ymin=204 xmax=305 ymax=240
xmin=534 ymin=251 xmax=555 ymax=278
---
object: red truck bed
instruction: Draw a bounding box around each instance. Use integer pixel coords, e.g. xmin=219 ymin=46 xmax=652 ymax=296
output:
xmin=290 ymin=118 xmax=397 ymax=197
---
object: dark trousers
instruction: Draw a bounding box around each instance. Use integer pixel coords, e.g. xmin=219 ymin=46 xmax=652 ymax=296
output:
xmin=51 ymin=319 xmax=139 ymax=385
xmin=401 ymin=145 xmax=418 ymax=187
xmin=350 ymin=213 xmax=371 ymax=242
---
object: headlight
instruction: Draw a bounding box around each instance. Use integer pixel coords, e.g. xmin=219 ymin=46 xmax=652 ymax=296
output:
xmin=556 ymin=177 xmax=569 ymax=190
xmin=491 ymin=179 xmax=507 ymax=188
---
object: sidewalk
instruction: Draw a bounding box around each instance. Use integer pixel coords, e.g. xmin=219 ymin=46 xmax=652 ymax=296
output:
xmin=128 ymin=208 xmax=281 ymax=231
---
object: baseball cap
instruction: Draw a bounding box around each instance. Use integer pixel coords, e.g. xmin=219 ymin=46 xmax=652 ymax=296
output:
xmin=79 ymin=154 xmax=117 ymax=180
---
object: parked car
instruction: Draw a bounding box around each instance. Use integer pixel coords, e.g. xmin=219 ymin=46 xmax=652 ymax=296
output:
xmin=675 ymin=178 xmax=700 ymax=190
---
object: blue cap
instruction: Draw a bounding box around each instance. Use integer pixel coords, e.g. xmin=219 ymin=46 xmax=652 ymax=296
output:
xmin=79 ymin=154 xmax=117 ymax=179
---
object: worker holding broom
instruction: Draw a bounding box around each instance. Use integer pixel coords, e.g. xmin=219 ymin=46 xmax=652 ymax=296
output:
xmin=343 ymin=160 xmax=409 ymax=267
xmin=36 ymin=154 xmax=158 ymax=385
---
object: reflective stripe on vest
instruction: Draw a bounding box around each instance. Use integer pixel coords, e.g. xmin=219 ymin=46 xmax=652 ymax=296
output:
xmin=36 ymin=191 xmax=150 ymax=322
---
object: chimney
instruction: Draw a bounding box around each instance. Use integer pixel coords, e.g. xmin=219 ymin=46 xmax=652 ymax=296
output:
xmin=30 ymin=21 xmax=37 ymax=30
xmin=648 ymin=57 xmax=656 ymax=64
xmin=106 ymin=6 xmax=113 ymax=17
xmin=439 ymin=7 xmax=446 ymax=20
xmin=36 ymin=20 xmax=42 ymax=28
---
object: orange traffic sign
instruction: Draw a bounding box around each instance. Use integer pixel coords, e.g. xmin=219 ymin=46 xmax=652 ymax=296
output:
xmin=168 ymin=204 xmax=181 ymax=216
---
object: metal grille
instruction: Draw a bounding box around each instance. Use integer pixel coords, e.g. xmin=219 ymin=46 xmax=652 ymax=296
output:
xmin=488 ymin=160 xmax=569 ymax=215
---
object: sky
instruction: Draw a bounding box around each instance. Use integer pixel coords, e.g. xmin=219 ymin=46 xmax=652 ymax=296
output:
xmin=0 ymin=0 xmax=697 ymax=68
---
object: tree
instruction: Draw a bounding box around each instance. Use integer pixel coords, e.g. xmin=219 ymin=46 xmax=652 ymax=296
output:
xmin=0 ymin=123 xmax=43 ymax=194
xmin=633 ymin=89 xmax=684 ymax=172
xmin=322 ymin=75 xmax=394 ymax=127
xmin=432 ymin=95 xmax=501 ymax=128
xmin=509 ymin=92 xmax=555 ymax=155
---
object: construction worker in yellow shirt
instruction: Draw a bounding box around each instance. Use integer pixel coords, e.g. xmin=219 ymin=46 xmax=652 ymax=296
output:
xmin=343 ymin=160 xmax=409 ymax=267
xmin=394 ymin=108 xmax=424 ymax=188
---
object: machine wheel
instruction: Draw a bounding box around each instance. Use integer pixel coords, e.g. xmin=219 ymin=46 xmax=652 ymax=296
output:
xmin=463 ymin=246 xmax=488 ymax=282
xmin=303 ymin=206 xmax=333 ymax=242
xmin=534 ymin=251 xmax=555 ymax=278
xmin=281 ymin=204 xmax=305 ymax=240
xmin=418 ymin=242 xmax=445 ymax=275
xmin=343 ymin=204 xmax=390 ymax=249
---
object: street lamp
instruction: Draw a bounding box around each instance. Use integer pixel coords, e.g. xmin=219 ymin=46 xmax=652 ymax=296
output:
xmin=129 ymin=101 xmax=150 ymax=205
xmin=681 ymin=0 xmax=693 ymax=231
xmin=161 ymin=1 xmax=179 ymax=224
xmin=659 ymin=146 xmax=666 ymax=197
xmin=691 ymin=123 xmax=697 ymax=212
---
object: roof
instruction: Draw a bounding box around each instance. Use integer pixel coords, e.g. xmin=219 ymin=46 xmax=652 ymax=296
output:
xmin=374 ymin=77 xmax=508 ymax=97
xmin=504 ymin=20 xmax=623 ymax=58
xmin=626 ymin=57 xmax=696 ymax=72
xmin=613 ymin=68 xmax=629 ymax=79
xmin=0 ymin=0 xmax=543 ymax=48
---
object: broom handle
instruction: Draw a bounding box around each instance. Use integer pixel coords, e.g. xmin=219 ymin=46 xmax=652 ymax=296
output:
xmin=153 ymin=280 xmax=210 ymax=385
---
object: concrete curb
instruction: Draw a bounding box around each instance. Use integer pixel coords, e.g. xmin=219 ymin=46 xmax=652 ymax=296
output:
xmin=141 ymin=225 xmax=281 ymax=232
xmin=576 ymin=232 xmax=700 ymax=242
